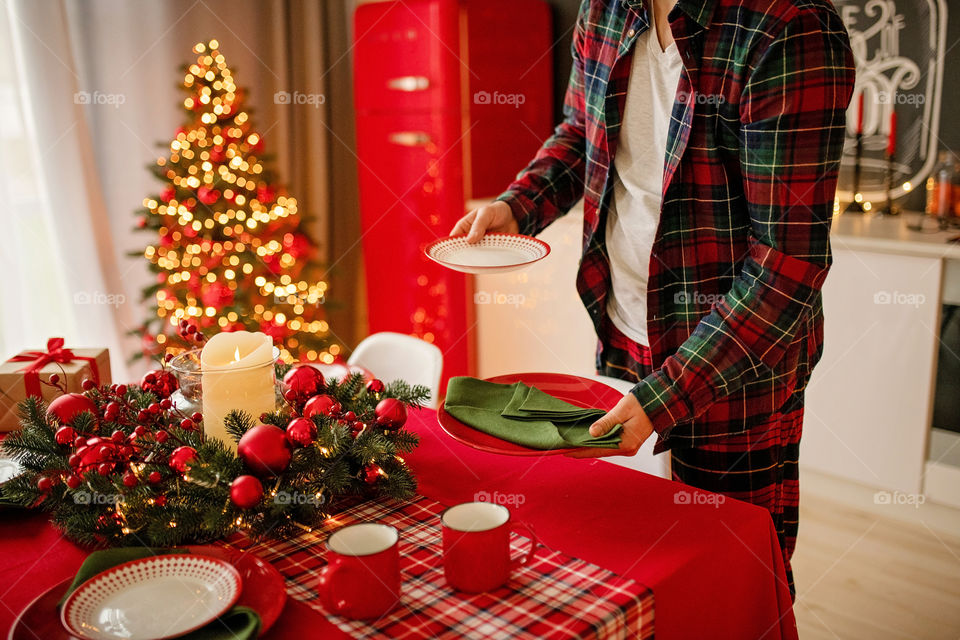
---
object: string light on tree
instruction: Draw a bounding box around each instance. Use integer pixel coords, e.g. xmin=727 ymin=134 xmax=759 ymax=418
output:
xmin=136 ymin=39 xmax=337 ymax=362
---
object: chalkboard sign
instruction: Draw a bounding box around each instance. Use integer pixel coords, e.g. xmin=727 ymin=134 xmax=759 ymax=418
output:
xmin=836 ymin=0 xmax=947 ymax=203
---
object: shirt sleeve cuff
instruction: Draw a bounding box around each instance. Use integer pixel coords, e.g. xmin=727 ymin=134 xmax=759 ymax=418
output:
xmin=629 ymin=369 xmax=694 ymax=440
xmin=495 ymin=190 xmax=540 ymax=237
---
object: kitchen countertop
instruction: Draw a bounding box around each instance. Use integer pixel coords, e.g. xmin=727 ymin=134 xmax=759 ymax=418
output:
xmin=831 ymin=211 xmax=960 ymax=260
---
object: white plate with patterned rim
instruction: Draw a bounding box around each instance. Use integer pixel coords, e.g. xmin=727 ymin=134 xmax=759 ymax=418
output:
xmin=61 ymin=554 xmax=242 ymax=640
xmin=0 ymin=455 xmax=21 ymax=484
xmin=424 ymin=233 xmax=550 ymax=274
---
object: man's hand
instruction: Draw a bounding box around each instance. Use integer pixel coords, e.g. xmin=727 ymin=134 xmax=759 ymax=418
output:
xmin=450 ymin=201 xmax=519 ymax=244
xmin=566 ymin=392 xmax=655 ymax=458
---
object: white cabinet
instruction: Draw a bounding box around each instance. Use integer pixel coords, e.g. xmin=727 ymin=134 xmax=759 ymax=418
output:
xmin=802 ymin=247 xmax=942 ymax=493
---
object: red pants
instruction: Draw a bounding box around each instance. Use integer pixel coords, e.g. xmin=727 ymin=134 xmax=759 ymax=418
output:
xmin=597 ymin=320 xmax=802 ymax=598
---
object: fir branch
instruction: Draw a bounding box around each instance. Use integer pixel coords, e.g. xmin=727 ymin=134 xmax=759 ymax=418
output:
xmin=384 ymin=380 xmax=431 ymax=408
xmin=223 ymin=411 xmax=255 ymax=443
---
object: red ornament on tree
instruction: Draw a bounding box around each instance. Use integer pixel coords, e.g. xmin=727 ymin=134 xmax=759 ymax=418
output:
xmin=283 ymin=365 xmax=325 ymax=401
xmin=47 ymin=393 xmax=97 ymax=425
xmin=237 ymin=425 xmax=292 ymax=476
xmin=285 ymin=417 xmax=317 ymax=448
xmin=375 ymin=398 xmax=407 ymax=429
xmin=168 ymin=446 xmax=197 ymax=473
xmin=366 ymin=379 xmax=385 ymax=395
xmin=197 ymin=186 xmax=221 ymax=205
xmin=303 ymin=394 xmax=338 ymax=418
xmin=230 ymin=475 xmax=264 ymax=509
xmin=201 ymin=281 xmax=235 ymax=308
xmin=256 ymin=184 xmax=276 ymax=204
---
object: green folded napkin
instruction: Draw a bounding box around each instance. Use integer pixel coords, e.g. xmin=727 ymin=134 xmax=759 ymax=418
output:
xmin=444 ymin=377 xmax=622 ymax=450
xmin=61 ymin=547 xmax=261 ymax=640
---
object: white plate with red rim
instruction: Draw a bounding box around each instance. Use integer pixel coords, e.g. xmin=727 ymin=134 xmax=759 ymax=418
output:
xmin=61 ymin=554 xmax=242 ymax=640
xmin=424 ymin=233 xmax=550 ymax=274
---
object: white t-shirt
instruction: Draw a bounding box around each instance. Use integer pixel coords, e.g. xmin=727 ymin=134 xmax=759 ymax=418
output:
xmin=605 ymin=27 xmax=682 ymax=346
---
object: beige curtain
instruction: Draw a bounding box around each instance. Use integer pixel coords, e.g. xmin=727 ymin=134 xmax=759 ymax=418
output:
xmin=2 ymin=0 xmax=363 ymax=373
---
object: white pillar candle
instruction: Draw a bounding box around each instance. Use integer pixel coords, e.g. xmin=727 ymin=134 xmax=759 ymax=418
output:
xmin=200 ymin=331 xmax=276 ymax=450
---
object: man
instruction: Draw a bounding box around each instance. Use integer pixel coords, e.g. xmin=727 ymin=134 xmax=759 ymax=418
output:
xmin=451 ymin=0 xmax=855 ymax=597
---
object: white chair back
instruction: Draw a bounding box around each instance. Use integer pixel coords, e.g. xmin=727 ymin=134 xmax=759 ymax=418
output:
xmin=348 ymin=332 xmax=443 ymax=408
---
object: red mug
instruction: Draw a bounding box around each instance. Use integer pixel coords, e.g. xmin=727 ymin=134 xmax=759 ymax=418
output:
xmin=441 ymin=501 xmax=539 ymax=593
xmin=316 ymin=523 xmax=400 ymax=619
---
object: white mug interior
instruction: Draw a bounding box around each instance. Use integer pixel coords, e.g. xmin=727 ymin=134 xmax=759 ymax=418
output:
xmin=328 ymin=523 xmax=398 ymax=556
xmin=442 ymin=501 xmax=510 ymax=532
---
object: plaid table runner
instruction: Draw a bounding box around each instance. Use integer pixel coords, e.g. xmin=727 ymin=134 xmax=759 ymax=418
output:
xmin=227 ymin=495 xmax=654 ymax=639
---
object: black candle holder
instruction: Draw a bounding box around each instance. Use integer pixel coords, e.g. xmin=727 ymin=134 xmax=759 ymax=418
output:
xmin=877 ymin=151 xmax=900 ymax=216
xmin=844 ymin=132 xmax=866 ymax=214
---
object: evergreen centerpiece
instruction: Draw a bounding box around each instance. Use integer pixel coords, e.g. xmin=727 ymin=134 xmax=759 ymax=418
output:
xmin=0 ymin=364 xmax=424 ymax=547
xmin=134 ymin=38 xmax=335 ymax=363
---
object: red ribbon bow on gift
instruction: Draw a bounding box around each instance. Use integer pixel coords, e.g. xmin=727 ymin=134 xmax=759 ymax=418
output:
xmin=8 ymin=337 xmax=100 ymax=397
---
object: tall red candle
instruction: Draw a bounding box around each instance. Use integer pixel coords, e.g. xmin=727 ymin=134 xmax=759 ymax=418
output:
xmin=887 ymin=110 xmax=897 ymax=156
xmin=856 ymin=92 xmax=864 ymax=134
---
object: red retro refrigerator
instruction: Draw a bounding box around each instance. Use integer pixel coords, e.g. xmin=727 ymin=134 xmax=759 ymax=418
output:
xmin=353 ymin=0 xmax=553 ymax=387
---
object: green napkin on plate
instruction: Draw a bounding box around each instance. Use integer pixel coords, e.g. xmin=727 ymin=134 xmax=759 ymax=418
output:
xmin=444 ymin=377 xmax=622 ymax=450
xmin=61 ymin=547 xmax=261 ymax=640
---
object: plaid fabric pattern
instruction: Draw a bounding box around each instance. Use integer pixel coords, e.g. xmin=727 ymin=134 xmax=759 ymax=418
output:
xmin=228 ymin=496 xmax=655 ymax=639
xmin=599 ymin=317 xmax=803 ymax=599
xmin=496 ymin=0 xmax=855 ymax=452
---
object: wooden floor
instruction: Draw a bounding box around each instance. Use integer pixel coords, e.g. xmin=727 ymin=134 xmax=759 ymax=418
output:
xmin=792 ymin=490 xmax=960 ymax=639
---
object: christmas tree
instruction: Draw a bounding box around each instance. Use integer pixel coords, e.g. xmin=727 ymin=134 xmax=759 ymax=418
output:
xmin=135 ymin=39 xmax=335 ymax=363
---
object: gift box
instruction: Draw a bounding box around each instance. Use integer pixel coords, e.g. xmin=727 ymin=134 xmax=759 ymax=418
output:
xmin=0 ymin=338 xmax=111 ymax=432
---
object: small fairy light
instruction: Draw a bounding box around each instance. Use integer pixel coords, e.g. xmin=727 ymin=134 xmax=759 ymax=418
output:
xmin=168 ymin=520 xmax=178 ymax=528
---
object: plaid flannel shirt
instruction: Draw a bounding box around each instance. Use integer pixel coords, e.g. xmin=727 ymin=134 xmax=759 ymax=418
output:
xmin=496 ymin=0 xmax=855 ymax=450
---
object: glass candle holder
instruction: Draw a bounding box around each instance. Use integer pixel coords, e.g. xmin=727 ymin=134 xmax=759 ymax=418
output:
xmin=168 ymin=348 xmax=281 ymax=450
xmin=168 ymin=349 xmax=203 ymax=418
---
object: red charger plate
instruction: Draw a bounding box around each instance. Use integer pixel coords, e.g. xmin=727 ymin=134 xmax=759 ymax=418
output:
xmin=8 ymin=546 xmax=286 ymax=640
xmin=437 ymin=372 xmax=624 ymax=456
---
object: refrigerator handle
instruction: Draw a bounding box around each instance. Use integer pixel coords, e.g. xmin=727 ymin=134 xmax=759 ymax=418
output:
xmin=388 ymin=131 xmax=433 ymax=147
xmin=386 ymin=75 xmax=430 ymax=92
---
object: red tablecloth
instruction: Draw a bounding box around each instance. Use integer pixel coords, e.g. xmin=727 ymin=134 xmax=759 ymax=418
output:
xmin=0 ymin=410 xmax=797 ymax=639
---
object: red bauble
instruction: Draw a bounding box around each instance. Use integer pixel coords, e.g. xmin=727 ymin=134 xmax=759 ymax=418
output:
xmin=168 ymin=446 xmax=197 ymax=473
xmin=160 ymin=187 xmax=176 ymax=203
xmin=237 ymin=425 xmax=292 ymax=476
xmin=37 ymin=476 xmax=53 ymax=492
xmin=285 ymin=417 xmax=317 ymax=448
xmin=141 ymin=370 xmax=178 ymax=399
xmin=197 ymin=186 xmax=221 ymax=205
xmin=256 ymin=185 xmax=277 ymax=204
xmin=55 ymin=426 xmax=76 ymax=446
xmin=366 ymin=379 xmax=385 ymax=395
xmin=201 ymin=281 xmax=234 ymax=308
xmin=47 ymin=393 xmax=96 ymax=425
xmin=363 ymin=465 xmax=381 ymax=485
xmin=283 ymin=365 xmax=325 ymax=400
xmin=303 ymin=394 xmax=338 ymax=419
xmin=282 ymin=232 xmax=312 ymax=259
xmin=375 ymin=398 xmax=407 ymax=429
xmin=230 ymin=475 xmax=264 ymax=509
